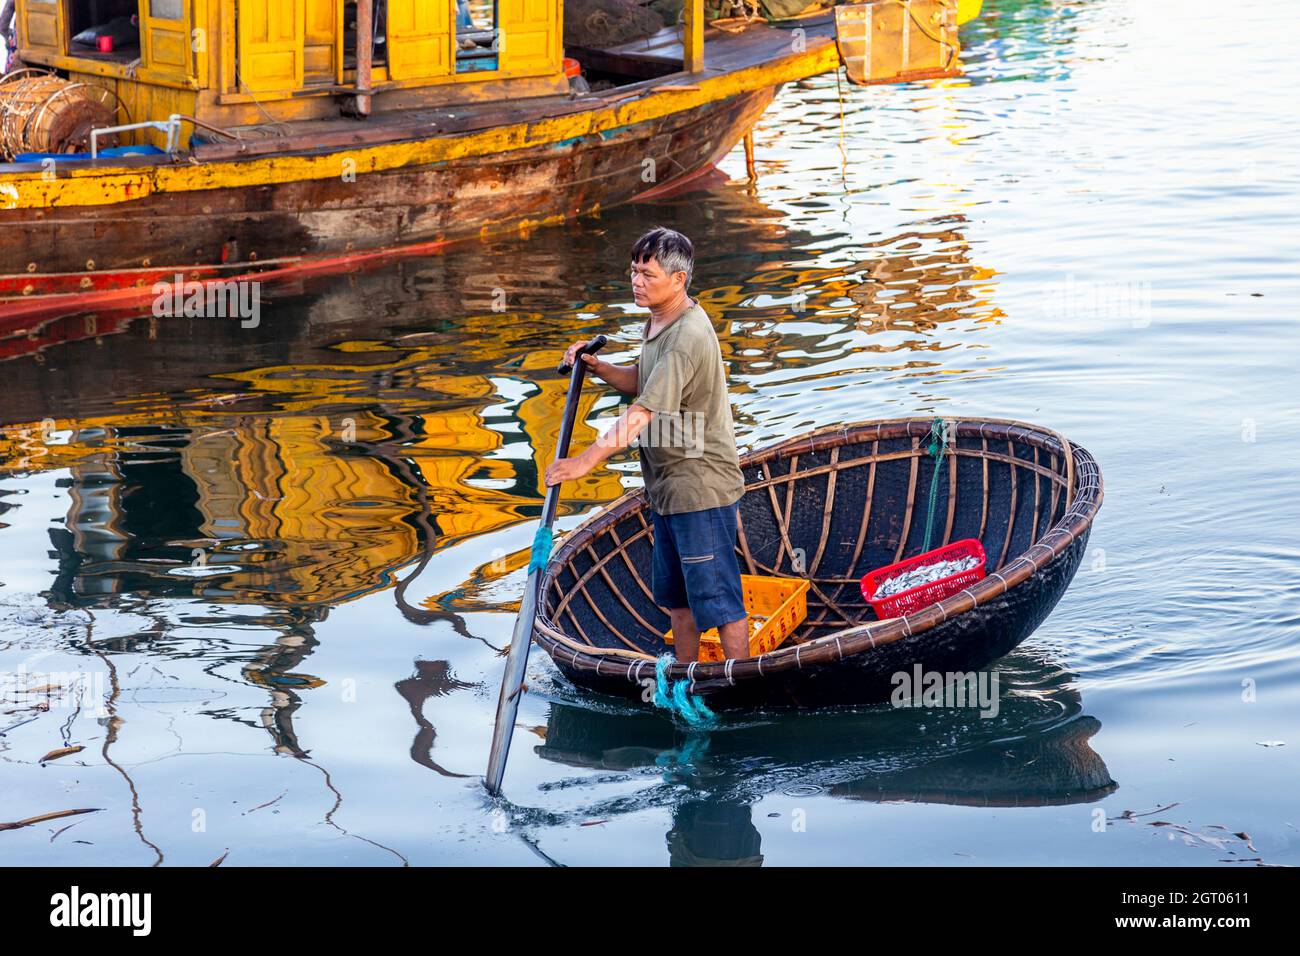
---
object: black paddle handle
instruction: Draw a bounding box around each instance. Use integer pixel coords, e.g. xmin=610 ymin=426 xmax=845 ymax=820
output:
xmin=485 ymin=332 xmax=609 ymax=795
xmin=538 ymin=334 xmax=607 ymax=529
xmin=556 ymin=334 xmax=608 ymax=376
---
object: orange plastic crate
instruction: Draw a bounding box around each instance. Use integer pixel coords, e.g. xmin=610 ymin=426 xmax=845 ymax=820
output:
xmin=664 ymin=574 xmax=810 ymax=662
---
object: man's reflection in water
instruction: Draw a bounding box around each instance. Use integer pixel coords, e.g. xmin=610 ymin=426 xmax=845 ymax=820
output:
xmin=667 ymin=800 xmax=763 ymax=867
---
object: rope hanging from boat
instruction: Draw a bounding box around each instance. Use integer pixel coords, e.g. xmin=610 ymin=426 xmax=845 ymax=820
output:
xmin=653 ymin=655 xmax=719 ymax=728
xmin=921 ymin=417 xmax=948 ymax=553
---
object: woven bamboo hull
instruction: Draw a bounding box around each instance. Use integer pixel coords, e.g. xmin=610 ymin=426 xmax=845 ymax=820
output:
xmin=554 ymin=532 xmax=1088 ymax=709
xmin=534 ymin=418 xmax=1104 ymax=711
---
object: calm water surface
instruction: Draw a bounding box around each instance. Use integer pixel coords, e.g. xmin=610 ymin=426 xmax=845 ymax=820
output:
xmin=2 ymin=0 xmax=1298 ymax=865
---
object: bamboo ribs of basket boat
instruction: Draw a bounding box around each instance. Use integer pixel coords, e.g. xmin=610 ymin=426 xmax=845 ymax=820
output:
xmin=533 ymin=417 xmax=1102 ymax=711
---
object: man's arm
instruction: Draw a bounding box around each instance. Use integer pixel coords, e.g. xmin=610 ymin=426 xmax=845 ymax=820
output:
xmin=543 ymin=404 xmax=653 ymax=486
xmin=592 ymin=360 xmax=639 ymax=397
xmin=561 ymin=339 xmax=639 ymax=396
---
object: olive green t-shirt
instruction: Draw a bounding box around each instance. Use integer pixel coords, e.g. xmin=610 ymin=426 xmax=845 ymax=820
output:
xmin=631 ymin=298 xmax=745 ymax=515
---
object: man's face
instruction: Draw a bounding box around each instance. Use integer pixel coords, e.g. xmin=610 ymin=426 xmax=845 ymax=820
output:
xmin=630 ymin=256 xmax=685 ymax=310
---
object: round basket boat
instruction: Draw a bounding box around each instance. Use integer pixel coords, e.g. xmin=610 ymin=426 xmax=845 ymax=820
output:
xmin=534 ymin=417 xmax=1103 ymax=710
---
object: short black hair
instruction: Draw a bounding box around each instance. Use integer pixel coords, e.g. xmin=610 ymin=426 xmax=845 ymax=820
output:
xmin=631 ymin=226 xmax=694 ymax=288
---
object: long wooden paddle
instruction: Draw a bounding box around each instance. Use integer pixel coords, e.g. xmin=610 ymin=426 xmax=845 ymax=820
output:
xmin=485 ymin=334 xmax=608 ymax=795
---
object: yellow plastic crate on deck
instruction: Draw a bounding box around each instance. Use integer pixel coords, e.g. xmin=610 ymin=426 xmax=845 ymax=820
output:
xmin=664 ymin=574 xmax=810 ymax=663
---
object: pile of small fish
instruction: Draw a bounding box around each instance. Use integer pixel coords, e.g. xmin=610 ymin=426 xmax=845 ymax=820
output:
xmin=874 ymin=555 xmax=981 ymax=598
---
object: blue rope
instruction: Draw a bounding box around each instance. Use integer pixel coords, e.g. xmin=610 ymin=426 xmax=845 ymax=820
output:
xmin=653 ymin=654 xmax=719 ymax=728
xmin=654 ymin=734 xmax=711 ymax=769
xmin=527 ymin=525 xmax=554 ymax=575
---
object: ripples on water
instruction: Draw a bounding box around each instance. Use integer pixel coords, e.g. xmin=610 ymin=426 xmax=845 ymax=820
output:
xmin=0 ymin=0 xmax=1297 ymax=865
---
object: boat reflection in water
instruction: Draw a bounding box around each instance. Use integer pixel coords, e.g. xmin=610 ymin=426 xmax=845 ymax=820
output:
xmin=532 ymin=649 xmax=1114 ymax=865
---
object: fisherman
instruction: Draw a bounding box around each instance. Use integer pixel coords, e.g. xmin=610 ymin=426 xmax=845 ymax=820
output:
xmin=545 ymin=227 xmax=749 ymax=662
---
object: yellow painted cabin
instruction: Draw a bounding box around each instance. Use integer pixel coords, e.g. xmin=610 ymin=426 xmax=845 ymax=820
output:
xmin=12 ymin=0 xmax=566 ymax=144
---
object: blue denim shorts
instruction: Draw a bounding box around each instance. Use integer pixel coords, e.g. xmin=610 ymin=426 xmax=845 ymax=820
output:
xmin=650 ymin=501 xmax=747 ymax=632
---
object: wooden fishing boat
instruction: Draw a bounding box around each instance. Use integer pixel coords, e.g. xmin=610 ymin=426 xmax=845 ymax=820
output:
xmin=534 ymin=417 xmax=1102 ymax=710
xmin=0 ymin=0 xmax=982 ymax=323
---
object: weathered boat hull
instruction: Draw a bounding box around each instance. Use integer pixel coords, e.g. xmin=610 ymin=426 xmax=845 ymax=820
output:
xmin=534 ymin=418 xmax=1104 ymax=712
xmin=0 ymin=86 xmax=775 ymax=298
xmin=0 ymin=12 xmax=854 ymax=320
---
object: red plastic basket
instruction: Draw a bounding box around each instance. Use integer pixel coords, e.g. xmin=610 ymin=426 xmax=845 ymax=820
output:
xmin=860 ymin=538 xmax=987 ymax=619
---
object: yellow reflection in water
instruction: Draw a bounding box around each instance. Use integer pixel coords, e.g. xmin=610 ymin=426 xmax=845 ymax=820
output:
xmin=0 ymin=351 xmax=625 ymax=608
